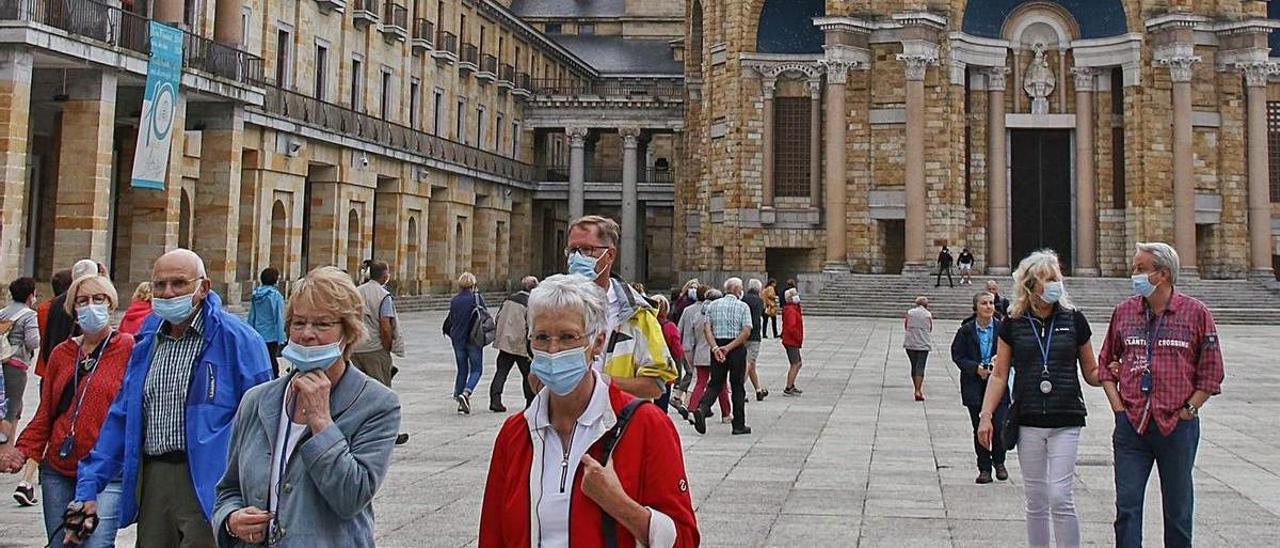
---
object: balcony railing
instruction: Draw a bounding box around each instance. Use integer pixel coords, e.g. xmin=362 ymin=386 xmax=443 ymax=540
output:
xmin=498 ymin=63 xmax=515 ymax=91
xmin=411 ymin=18 xmax=433 ymax=53
xmin=431 ymin=30 xmax=457 ymax=62
xmin=0 ymin=0 xmax=262 ymax=85
xmin=535 ymin=165 xmax=675 ymax=184
xmin=531 ymin=77 xmax=684 ymax=100
xmin=380 ymin=2 xmax=407 ymax=40
xmin=352 ymin=0 xmax=379 ymax=27
xmin=458 ymin=43 xmax=478 ymax=71
xmin=514 ymin=72 xmax=532 ymax=96
xmin=477 ymin=53 xmax=497 ymax=83
xmin=260 ymin=85 xmax=532 ymax=181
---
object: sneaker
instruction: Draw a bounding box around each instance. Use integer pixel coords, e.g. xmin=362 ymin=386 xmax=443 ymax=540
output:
xmin=731 ymin=426 xmax=752 ymax=435
xmin=489 ymin=402 xmax=507 ymax=413
xmin=459 ymin=391 xmax=472 ymax=415
xmin=791 ymin=386 xmax=804 ymax=395
xmin=13 ymin=482 xmax=36 ymax=506
xmin=395 ymin=433 xmax=410 ymax=445
xmin=676 ymin=405 xmax=690 ymax=421
xmin=995 ymin=464 xmax=1009 ymax=481
xmin=756 ymin=389 xmax=769 ymax=402
xmin=976 ymin=470 xmax=994 ymax=484
xmin=455 ymin=395 xmax=465 ymax=414
xmin=692 ymin=409 xmax=707 ymax=435
xmin=783 ymin=386 xmax=798 ymax=397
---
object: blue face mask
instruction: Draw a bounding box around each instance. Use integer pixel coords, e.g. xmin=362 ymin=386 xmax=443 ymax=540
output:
xmin=1041 ymin=281 xmax=1065 ymax=304
xmin=566 ymin=251 xmax=603 ymax=280
xmin=1131 ymin=273 xmax=1158 ymax=298
xmin=76 ymin=303 xmax=110 ymax=334
xmin=281 ymin=341 xmax=344 ymax=372
xmin=531 ymin=346 xmax=590 ymax=396
xmin=687 ymin=288 xmax=698 ymax=301
xmin=152 ymin=292 xmax=198 ymax=325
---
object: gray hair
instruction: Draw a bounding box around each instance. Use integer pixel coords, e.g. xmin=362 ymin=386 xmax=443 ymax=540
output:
xmin=521 ymin=276 xmax=539 ymax=291
xmin=706 ymin=289 xmax=723 ymax=300
xmin=784 ymin=288 xmax=798 ymax=302
xmin=1010 ymin=249 xmax=1074 ymax=318
xmin=723 ymin=277 xmax=743 ymax=294
xmin=972 ymin=291 xmax=994 ymax=310
xmin=1136 ymin=242 xmax=1180 ymax=285
xmin=527 ymin=274 xmax=609 ymax=340
xmin=747 ymin=278 xmax=763 ymax=293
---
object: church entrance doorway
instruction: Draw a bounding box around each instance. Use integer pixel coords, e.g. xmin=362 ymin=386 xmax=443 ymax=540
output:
xmin=1010 ymin=129 xmax=1073 ymax=273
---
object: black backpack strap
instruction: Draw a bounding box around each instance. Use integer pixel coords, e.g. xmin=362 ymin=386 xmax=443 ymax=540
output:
xmin=600 ymin=399 xmax=648 ymax=548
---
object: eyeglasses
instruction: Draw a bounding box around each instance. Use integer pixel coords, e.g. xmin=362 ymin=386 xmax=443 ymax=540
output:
xmin=74 ymin=294 xmax=110 ymax=307
xmin=529 ymin=333 xmax=588 ymax=350
xmin=563 ymin=246 xmax=610 ymax=259
xmin=288 ymin=319 xmax=341 ymax=333
xmin=151 ymin=277 xmax=204 ymax=294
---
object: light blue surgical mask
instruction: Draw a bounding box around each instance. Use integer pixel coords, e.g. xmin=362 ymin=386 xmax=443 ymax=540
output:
xmin=1041 ymin=281 xmax=1064 ymax=304
xmin=566 ymin=251 xmax=602 ymax=280
xmin=281 ymin=341 xmax=344 ymax=372
xmin=76 ymin=303 xmax=110 ymax=334
xmin=1131 ymin=273 xmax=1157 ymax=298
xmin=687 ymin=288 xmax=697 ymax=300
xmin=531 ymin=346 xmax=590 ymax=396
xmin=152 ymin=292 xmax=198 ymax=325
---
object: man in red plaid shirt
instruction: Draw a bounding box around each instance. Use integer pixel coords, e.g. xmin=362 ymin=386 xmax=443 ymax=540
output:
xmin=1099 ymin=242 xmax=1224 ymax=548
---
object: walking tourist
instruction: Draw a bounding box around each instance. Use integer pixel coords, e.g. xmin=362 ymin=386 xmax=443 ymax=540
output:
xmin=564 ymin=215 xmax=675 ymax=399
xmin=651 ymin=294 xmax=683 ymax=413
xmin=352 ymin=261 xmax=400 ymax=387
xmin=692 ymin=278 xmax=753 ymax=436
xmin=248 ymin=267 xmax=287 ymax=377
xmin=0 ymin=273 xmax=133 ymax=548
xmin=118 ymin=282 xmax=153 ymax=336
xmin=678 ymin=286 xmax=727 ymax=424
xmin=39 ymin=261 xmax=101 ymax=382
xmin=987 ymin=280 xmax=1011 ymax=320
xmin=936 ymin=246 xmax=955 ymax=288
xmin=2 ymin=276 xmax=41 ymax=505
xmin=950 ymin=291 xmax=1009 ymax=484
xmin=742 ymin=279 xmax=769 ymax=401
xmin=478 ymin=274 xmax=699 ymax=547
xmin=214 ymin=266 xmax=400 ymax=548
xmin=780 ymin=288 xmax=804 ymax=396
xmin=903 ymin=296 xmax=933 ymax=401
xmin=443 ymin=272 xmax=485 ymax=415
xmin=1098 ymin=242 xmax=1223 ymax=548
xmin=977 ymin=249 xmax=1102 ymax=548
xmin=958 ymin=247 xmax=976 ymax=285
xmin=490 ymin=276 xmax=538 ymax=412
xmin=67 ymin=249 xmax=273 ymax=548
xmin=34 ymin=269 xmax=73 ymax=379
xmin=670 ymin=278 xmax=699 ymax=325
xmin=762 ymin=279 xmax=780 ymax=339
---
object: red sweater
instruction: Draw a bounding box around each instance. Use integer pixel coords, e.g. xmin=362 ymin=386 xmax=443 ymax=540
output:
xmin=479 ymin=383 xmax=699 ymax=548
xmin=16 ymin=333 xmax=135 ymax=477
xmin=782 ymin=303 xmax=804 ymax=348
xmin=660 ymin=319 xmax=685 ymax=363
xmin=118 ymin=300 xmax=152 ymax=335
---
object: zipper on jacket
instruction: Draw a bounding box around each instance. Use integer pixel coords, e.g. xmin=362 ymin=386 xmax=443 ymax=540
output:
xmin=559 ymin=429 xmax=576 ymax=493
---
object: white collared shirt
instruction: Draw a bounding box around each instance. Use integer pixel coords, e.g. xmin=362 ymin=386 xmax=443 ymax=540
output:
xmin=591 ymin=282 xmax=626 ymax=374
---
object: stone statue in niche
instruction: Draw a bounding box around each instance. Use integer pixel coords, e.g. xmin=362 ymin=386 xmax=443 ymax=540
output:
xmin=1023 ymin=43 xmax=1056 ymax=114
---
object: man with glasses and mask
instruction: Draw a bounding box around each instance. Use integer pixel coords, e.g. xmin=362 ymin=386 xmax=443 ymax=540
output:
xmin=68 ymin=249 xmax=273 ymax=548
xmin=563 ymin=215 xmax=676 ymax=400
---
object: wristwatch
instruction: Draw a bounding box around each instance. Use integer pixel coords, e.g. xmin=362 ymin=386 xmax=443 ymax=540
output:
xmin=978 ymin=410 xmax=993 ymax=420
xmin=1182 ymin=402 xmax=1199 ymax=418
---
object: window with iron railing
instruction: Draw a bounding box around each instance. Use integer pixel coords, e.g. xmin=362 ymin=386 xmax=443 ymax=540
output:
xmin=773 ymin=97 xmax=811 ymax=197
xmin=413 ymin=18 xmax=434 ymax=44
xmin=436 ymin=30 xmax=457 ymax=53
xmin=460 ymin=43 xmax=478 ymax=65
xmin=1269 ymin=101 xmax=1280 ymax=202
xmin=481 ymin=54 xmax=497 ymax=74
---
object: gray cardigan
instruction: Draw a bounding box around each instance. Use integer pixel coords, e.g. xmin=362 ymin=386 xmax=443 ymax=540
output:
xmin=213 ymin=365 xmax=401 ymax=547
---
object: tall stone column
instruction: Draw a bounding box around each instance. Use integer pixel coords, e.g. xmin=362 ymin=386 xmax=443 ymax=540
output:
xmin=1244 ymin=63 xmax=1276 ymax=279
xmin=1073 ymin=67 xmax=1100 ymax=276
xmin=1160 ymin=55 xmax=1200 ymax=276
xmin=761 ymin=76 xmax=777 ymax=208
xmin=155 ymin=0 xmax=185 ymax=25
xmin=193 ymin=105 xmax=245 ymax=304
xmin=620 ymin=127 xmax=641 ymax=281
xmin=214 ymin=0 xmax=244 ymax=45
xmin=53 ymin=71 xmax=118 ymax=270
xmin=899 ymin=53 xmax=936 ymax=271
xmin=987 ymin=67 xmax=1010 ymax=275
xmin=567 ymin=127 xmax=588 ymax=220
xmin=808 ymin=78 xmax=823 ymax=207
xmin=819 ymin=58 xmax=853 ymax=271
xmin=0 ymin=49 xmax=33 ymax=282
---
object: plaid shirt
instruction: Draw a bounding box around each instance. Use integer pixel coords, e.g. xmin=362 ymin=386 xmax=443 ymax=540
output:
xmin=1099 ymin=292 xmax=1223 ymax=436
xmin=706 ymin=295 xmax=751 ymax=340
xmin=143 ymin=307 xmax=207 ymax=455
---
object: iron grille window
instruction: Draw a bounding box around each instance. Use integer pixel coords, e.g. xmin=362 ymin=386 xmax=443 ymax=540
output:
xmin=1269 ymin=101 xmax=1280 ymax=202
xmin=773 ymin=97 xmax=811 ymax=198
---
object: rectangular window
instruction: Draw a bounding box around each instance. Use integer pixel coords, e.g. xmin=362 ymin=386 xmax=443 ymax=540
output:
xmin=314 ymin=44 xmax=328 ymax=99
xmin=514 ymin=45 xmax=521 ymax=72
xmin=460 ymin=13 xmax=467 ymax=42
xmin=1269 ymin=101 xmax=1280 ymax=202
xmin=512 ymin=121 xmax=519 ymax=157
xmin=351 ymin=58 xmax=364 ymax=111
xmin=456 ymin=100 xmax=466 ymax=143
xmin=773 ymin=97 xmax=812 ymax=197
xmin=184 ymin=0 xmax=198 ymax=28
xmin=477 ymin=107 xmax=487 ymax=150
xmin=1112 ymin=68 xmax=1127 ymax=209
xmin=240 ymin=7 xmax=251 ymax=48
xmin=275 ymin=28 xmax=291 ymax=87
xmin=495 ymin=113 xmax=503 ymax=153
xmin=380 ymin=70 xmax=392 ymax=120
xmin=433 ymin=90 xmax=444 ymax=135
xmin=409 ymin=79 xmax=421 ymax=129
xmin=578 ymin=23 xmax=595 ymax=35
xmin=545 ymin=22 xmax=562 ymax=34
xmin=479 ymin=26 xmax=486 ymax=55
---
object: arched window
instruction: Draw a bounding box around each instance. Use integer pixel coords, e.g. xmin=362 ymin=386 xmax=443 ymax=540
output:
xmin=755 ymin=0 xmax=824 ymax=54
xmin=689 ymin=1 xmax=704 ymax=76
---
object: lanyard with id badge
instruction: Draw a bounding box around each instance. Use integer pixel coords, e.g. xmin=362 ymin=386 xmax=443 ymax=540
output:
xmin=60 ymin=332 xmax=115 ymax=459
xmin=1027 ymin=316 xmax=1056 ymax=394
xmin=1136 ymin=310 xmax=1165 ymax=396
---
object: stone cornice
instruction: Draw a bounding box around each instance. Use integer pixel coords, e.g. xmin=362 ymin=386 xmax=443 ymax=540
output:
xmin=811 ymin=16 xmax=877 ymax=35
xmin=1144 ymin=12 xmax=1211 ymax=33
xmin=891 ymin=12 xmax=948 ymax=31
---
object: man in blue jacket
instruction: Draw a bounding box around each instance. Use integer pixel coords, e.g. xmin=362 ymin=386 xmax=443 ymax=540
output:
xmin=951 ymin=291 xmax=1010 ymax=485
xmin=68 ymin=249 xmax=272 ymax=547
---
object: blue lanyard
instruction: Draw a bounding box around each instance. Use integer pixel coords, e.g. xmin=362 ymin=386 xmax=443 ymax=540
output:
xmin=1027 ymin=315 xmax=1056 ymax=372
xmin=977 ymin=322 xmax=994 ymax=362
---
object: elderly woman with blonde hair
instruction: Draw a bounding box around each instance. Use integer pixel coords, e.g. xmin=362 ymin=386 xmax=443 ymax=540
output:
xmin=443 ymin=272 xmax=486 ymax=414
xmin=214 ymin=266 xmax=401 ymax=548
xmin=117 ymin=282 xmax=152 ymax=335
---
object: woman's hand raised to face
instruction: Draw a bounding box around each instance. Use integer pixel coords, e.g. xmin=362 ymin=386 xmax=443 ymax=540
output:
xmin=292 ymin=370 xmax=334 ymax=434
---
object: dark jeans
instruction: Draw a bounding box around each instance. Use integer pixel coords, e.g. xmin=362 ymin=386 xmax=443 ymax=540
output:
xmin=1113 ymin=413 xmax=1200 ymax=548
xmin=490 ymin=351 xmax=533 ymax=407
xmin=698 ymin=339 xmax=747 ymax=429
xmin=906 ymin=349 xmax=929 ymax=378
xmin=265 ymin=341 xmax=281 ymax=378
xmin=967 ymin=403 xmax=1008 ymax=472
xmin=936 ymin=266 xmax=954 ymax=287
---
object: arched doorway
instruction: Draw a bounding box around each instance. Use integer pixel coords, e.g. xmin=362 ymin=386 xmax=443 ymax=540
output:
xmin=270 ymin=200 xmax=288 ymax=280
xmin=347 ymin=209 xmax=361 ymax=280
xmin=406 ymin=216 xmax=420 ymax=294
xmin=178 ymin=189 xmax=192 ymax=249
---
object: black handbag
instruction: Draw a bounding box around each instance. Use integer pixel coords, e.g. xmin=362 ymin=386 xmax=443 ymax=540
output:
xmin=599 ymin=399 xmax=648 ymax=548
xmin=1001 ymin=399 xmax=1021 ymax=451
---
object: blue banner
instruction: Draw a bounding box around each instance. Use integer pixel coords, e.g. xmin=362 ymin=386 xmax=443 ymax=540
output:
xmin=131 ymin=21 xmax=184 ymax=190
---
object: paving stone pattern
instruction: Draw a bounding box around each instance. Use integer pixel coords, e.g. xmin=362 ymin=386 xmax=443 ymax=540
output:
xmin=2 ymin=312 xmax=1278 ymax=547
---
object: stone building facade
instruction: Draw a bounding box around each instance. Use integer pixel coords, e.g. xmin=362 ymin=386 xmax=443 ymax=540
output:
xmin=679 ymin=0 xmax=1280 ymax=284
xmin=0 ymin=0 xmax=687 ymax=302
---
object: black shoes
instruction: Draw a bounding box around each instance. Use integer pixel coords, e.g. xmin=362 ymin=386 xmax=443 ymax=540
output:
xmin=995 ymin=464 xmax=1009 ymax=481
xmin=731 ymin=426 xmax=752 ymax=435
xmin=490 ymin=402 xmax=507 ymax=413
xmin=756 ymin=389 xmax=769 ymax=402
xmin=395 ymin=433 xmax=410 ymax=445
xmin=692 ymin=409 xmax=707 ymax=435
xmin=783 ymin=386 xmax=803 ymax=396
xmin=13 ymin=482 xmax=36 ymax=506
xmin=976 ymin=470 xmax=993 ymax=484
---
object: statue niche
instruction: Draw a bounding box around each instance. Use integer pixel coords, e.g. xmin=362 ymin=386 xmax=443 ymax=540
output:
xmin=1023 ymin=43 xmax=1056 ymax=115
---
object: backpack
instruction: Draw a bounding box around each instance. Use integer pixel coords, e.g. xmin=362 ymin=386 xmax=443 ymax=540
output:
xmin=468 ymin=294 xmax=497 ymax=347
xmin=0 ymin=308 xmax=35 ymax=366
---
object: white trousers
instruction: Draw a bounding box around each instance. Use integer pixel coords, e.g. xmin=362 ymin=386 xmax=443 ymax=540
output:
xmin=1018 ymin=426 xmax=1082 ymax=548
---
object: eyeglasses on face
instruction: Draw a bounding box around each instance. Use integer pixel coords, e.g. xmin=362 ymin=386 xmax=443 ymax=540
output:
xmin=288 ymin=319 xmax=342 ymax=333
xmin=529 ymin=333 xmax=588 ymax=350
xmin=563 ymin=246 xmax=610 ymax=259
xmin=150 ymin=277 xmax=204 ymax=294
xmin=74 ymin=294 xmax=110 ymax=307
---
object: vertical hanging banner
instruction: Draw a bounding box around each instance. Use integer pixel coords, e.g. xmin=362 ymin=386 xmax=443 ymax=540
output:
xmin=131 ymin=22 xmax=184 ymax=190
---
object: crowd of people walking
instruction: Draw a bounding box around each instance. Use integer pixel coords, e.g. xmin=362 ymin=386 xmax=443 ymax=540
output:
xmin=0 ymin=206 xmax=1226 ymax=548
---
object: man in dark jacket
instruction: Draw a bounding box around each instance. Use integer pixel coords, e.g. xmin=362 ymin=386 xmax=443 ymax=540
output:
xmin=489 ymin=276 xmax=538 ymax=412
xmin=986 ymin=279 xmax=1011 ymax=320
xmin=950 ymin=291 xmax=1009 ymax=484
xmin=936 ymin=246 xmax=955 ymax=288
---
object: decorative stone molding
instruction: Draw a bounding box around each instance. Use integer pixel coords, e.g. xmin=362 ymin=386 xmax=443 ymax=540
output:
xmin=742 ymin=60 xmax=823 ymax=97
xmin=567 ymin=126 xmax=589 ymax=147
xmin=1157 ymin=56 xmax=1201 ymax=83
xmin=986 ymin=67 xmax=1009 ymax=91
xmin=620 ymin=127 xmax=641 ymax=148
xmin=1238 ymin=62 xmax=1276 ymax=88
xmin=1071 ymin=67 xmax=1098 ymax=91
xmin=761 ymin=77 xmax=777 ymax=99
xmin=897 ymin=54 xmax=936 ymax=81
xmin=807 ymin=78 xmax=822 ymax=99
xmin=819 ymin=59 xmax=856 ymax=84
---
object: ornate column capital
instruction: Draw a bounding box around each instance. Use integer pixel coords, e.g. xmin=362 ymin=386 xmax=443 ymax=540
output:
xmin=986 ymin=67 xmax=1009 ymax=91
xmin=1239 ymin=62 xmax=1276 ymax=88
xmin=1157 ymin=56 xmax=1201 ymax=83
xmin=762 ymin=76 xmax=777 ymax=99
xmin=807 ymin=78 xmax=823 ymax=99
xmin=567 ymin=126 xmax=589 ymax=147
xmin=897 ymin=54 xmax=937 ymax=81
xmin=620 ymin=127 xmax=641 ymax=148
xmin=819 ymin=59 xmax=856 ymax=84
xmin=1071 ymin=67 xmax=1099 ymax=91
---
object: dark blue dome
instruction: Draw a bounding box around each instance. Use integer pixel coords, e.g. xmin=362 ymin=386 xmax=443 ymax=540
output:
xmin=962 ymin=0 xmax=1128 ymax=40
xmin=755 ymin=0 xmax=825 ymax=54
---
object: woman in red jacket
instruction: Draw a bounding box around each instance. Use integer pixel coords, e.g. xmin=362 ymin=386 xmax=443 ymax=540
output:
xmin=480 ymin=274 xmax=699 ymax=548
xmin=781 ymin=288 xmax=805 ymax=396
xmin=116 ymin=282 xmax=152 ymax=335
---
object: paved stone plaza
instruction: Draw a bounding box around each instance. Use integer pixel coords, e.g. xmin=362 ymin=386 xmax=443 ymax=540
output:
xmin=2 ymin=312 xmax=1278 ymax=547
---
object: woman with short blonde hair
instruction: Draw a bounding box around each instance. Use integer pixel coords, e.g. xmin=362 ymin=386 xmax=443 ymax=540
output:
xmin=119 ymin=282 xmax=153 ymax=335
xmin=443 ymin=271 xmax=485 ymax=414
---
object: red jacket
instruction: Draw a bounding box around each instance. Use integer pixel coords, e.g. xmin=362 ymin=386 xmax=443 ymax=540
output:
xmin=480 ymin=381 xmax=699 ymax=548
xmin=117 ymin=300 xmax=152 ymax=335
xmin=16 ymin=332 xmax=134 ymax=477
xmin=782 ymin=303 xmax=803 ymax=348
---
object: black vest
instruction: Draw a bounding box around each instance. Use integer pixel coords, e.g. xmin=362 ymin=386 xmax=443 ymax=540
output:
xmin=1008 ymin=306 xmax=1087 ymax=419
